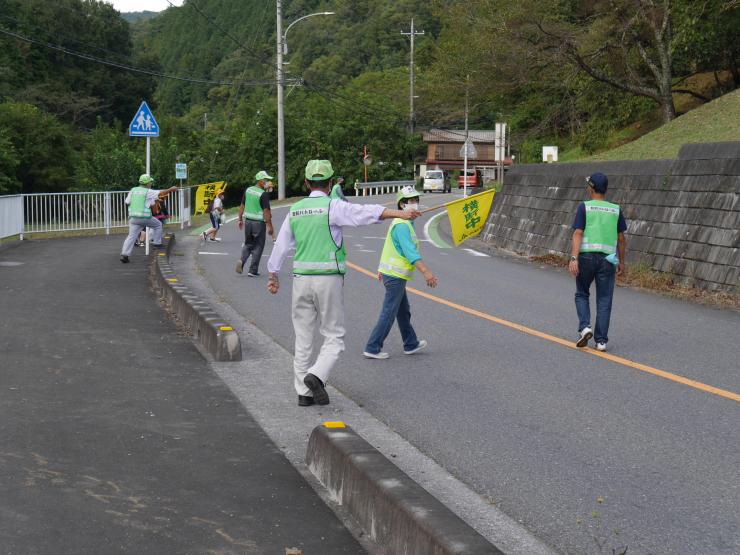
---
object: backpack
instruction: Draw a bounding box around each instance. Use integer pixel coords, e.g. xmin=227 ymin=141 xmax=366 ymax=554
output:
xmin=206 ymin=199 xmax=214 ymax=213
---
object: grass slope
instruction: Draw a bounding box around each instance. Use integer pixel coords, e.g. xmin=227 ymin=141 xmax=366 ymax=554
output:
xmin=587 ymin=89 xmax=740 ymax=161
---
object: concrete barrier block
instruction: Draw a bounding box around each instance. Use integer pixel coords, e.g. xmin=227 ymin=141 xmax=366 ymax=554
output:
xmin=307 ymin=423 xmax=503 ymax=555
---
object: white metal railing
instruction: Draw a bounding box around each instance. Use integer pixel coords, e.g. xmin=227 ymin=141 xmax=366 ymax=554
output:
xmin=18 ymin=188 xmax=192 ymax=237
xmin=354 ymin=180 xmax=416 ymax=197
xmin=0 ymin=195 xmax=23 ymax=239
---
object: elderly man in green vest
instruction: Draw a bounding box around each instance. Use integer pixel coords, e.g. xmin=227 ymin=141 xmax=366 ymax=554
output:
xmin=267 ymin=160 xmax=421 ymax=407
xmin=120 ymin=174 xmax=177 ymax=263
xmin=569 ymin=172 xmax=627 ymax=351
xmin=363 ymin=186 xmax=437 ymax=360
xmin=236 ymin=170 xmax=274 ymax=276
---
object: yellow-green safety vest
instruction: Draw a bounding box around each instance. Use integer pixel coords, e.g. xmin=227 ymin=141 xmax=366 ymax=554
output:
xmin=289 ymin=196 xmax=346 ymax=275
xmin=378 ymin=219 xmax=417 ymax=281
xmin=244 ymin=185 xmax=265 ymax=221
xmin=581 ymin=200 xmax=620 ymax=254
xmin=128 ymin=186 xmax=151 ymax=218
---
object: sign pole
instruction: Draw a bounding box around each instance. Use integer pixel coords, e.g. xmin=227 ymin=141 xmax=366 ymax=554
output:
xmin=146 ymin=137 xmax=151 ymax=176
xmin=179 ymin=178 xmax=184 ymax=230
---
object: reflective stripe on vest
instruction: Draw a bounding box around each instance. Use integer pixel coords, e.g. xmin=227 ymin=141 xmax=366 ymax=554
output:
xmin=244 ymin=186 xmax=265 ymax=221
xmin=581 ymin=200 xmax=620 ymax=255
xmin=128 ymin=186 xmax=151 ymax=218
xmin=289 ymin=196 xmax=346 ymax=275
xmin=378 ymin=219 xmax=417 ymax=281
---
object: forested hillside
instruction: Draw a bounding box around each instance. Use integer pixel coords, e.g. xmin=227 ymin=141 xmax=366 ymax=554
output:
xmin=0 ymin=0 xmax=737 ymax=195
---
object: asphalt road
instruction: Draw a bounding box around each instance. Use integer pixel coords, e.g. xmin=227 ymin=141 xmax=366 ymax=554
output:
xmin=194 ymin=192 xmax=740 ymax=555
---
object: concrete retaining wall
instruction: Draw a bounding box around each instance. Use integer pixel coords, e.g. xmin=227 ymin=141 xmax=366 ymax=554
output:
xmin=150 ymin=234 xmax=242 ymax=361
xmin=307 ymin=423 xmax=503 ymax=555
xmin=482 ymin=142 xmax=740 ymax=290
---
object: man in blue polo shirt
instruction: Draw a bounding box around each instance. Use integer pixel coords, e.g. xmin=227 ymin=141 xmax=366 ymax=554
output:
xmin=569 ymin=172 xmax=627 ymax=352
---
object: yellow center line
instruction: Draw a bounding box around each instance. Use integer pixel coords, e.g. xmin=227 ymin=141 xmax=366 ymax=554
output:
xmin=346 ymin=260 xmax=740 ymax=404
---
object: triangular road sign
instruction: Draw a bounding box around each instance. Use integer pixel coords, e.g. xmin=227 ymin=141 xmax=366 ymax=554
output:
xmin=129 ymin=101 xmax=160 ymax=137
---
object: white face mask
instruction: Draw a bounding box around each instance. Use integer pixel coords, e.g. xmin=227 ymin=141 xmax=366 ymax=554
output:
xmin=404 ymin=202 xmax=419 ymax=211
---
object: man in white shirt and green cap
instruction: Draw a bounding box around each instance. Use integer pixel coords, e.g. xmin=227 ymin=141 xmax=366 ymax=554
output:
xmin=120 ymin=174 xmax=177 ymax=263
xmin=267 ymin=159 xmax=421 ymax=407
xmin=236 ymin=170 xmax=274 ymax=276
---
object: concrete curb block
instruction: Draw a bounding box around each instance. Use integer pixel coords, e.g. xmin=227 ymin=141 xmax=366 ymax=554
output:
xmin=150 ymin=233 xmax=242 ymax=361
xmin=307 ymin=423 xmax=505 ymax=555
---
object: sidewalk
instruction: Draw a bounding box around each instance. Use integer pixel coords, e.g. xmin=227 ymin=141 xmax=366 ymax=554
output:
xmin=0 ymin=236 xmax=363 ymax=554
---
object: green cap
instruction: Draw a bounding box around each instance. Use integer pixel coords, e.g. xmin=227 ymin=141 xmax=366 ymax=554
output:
xmin=139 ymin=174 xmax=154 ymax=185
xmin=255 ymin=170 xmax=273 ymax=181
xmin=304 ymin=159 xmax=334 ymax=181
xmin=396 ymin=185 xmax=420 ymax=204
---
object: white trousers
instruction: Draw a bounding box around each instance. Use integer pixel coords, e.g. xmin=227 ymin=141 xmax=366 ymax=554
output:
xmin=121 ymin=217 xmax=163 ymax=256
xmin=291 ymin=274 xmax=345 ymax=396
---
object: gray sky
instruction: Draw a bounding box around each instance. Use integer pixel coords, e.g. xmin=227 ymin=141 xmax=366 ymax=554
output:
xmin=104 ymin=0 xmax=183 ymax=12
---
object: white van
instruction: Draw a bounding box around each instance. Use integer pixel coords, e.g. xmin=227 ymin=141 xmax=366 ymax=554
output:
xmin=422 ymin=169 xmax=449 ymax=193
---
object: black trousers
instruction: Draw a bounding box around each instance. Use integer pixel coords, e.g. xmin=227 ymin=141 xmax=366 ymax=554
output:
xmin=240 ymin=220 xmax=266 ymax=273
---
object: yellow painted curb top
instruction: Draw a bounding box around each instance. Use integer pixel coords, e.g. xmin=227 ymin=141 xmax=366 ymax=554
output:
xmin=158 ymin=252 xmax=166 ymax=256
xmin=323 ymin=421 xmax=346 ymax=429
xmin=219 ymin=326 xmax=234 ymax=331
xmin=167 ymin=278 xmax=178 ymax=282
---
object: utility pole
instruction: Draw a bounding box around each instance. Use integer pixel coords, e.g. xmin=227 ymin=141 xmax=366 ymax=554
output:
xmin=463 ymin=76 xmax=469 ymax=198
xmin=203 ymin=112 xmax=208 ymax=132
xmin=401 ymin=18 xmax=424 ymax=133
xmin=276 ymin=0 xmax=286 ymax=200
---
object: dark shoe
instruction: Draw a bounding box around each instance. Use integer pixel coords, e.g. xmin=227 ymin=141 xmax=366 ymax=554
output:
xmin=120 ymin=255 xmax=129 ymax=263
xmin=298 ymin=395 xmax=315 ymax=407
xmin=235 ymin=260 xmax=244 ymax=274
xmin=151 ymin=243 xmax=164 ymax=248
xmin=246 ymin=271 xmax=259 ymax=277
xmin=304 ymin=374 xmax=329 ymax=405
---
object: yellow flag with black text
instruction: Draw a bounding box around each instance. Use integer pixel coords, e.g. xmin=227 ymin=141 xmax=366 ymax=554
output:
xmin=444 ymin=189 xmax=495 ymax=246
xmin=194 ymin=181 xmax=226 ymax=215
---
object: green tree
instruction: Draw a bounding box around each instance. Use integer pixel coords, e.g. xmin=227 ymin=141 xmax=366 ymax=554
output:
xmin=0 ymin=127 xmax=20 ymax=194
xmin=74 ymin=120 xmax=142 ymax=191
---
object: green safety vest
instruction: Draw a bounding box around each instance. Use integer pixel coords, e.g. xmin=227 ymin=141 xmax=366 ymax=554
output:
xmin=289 ymin=196 xmax=346 ymax=275
xmin=378 ymin=219 xmax=417 ymax=281
xmin=244 ymin=185 xmax=265 ymax=221
xmin=128 ymin=186 xmax=151 ymax=218
xmin=581 ymin=200 xmax=620 ymax=255
xmin=330 ymin=183 xmax=346 ymax=201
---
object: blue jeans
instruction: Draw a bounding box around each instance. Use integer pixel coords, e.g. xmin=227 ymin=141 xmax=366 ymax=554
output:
xmin=575 ymin=253 xmax=616 ymax=344
xmin=364 ymin=274 xmax=419 ymax=354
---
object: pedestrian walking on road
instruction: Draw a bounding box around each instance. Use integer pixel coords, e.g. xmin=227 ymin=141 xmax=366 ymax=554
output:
xmin=120 ymin=174 xmax=177 ymax=263
xmin=266 ymin=159 xmax=421 ymax=407
xmin=236 ymin=171 xmax=274 ymax=276
xmin=330 ymin=176 xmax=347 ymax=201
xmin=569 ymin=172 xmax=627 ymax=351
xmin=203 ymin=190 xmax=225 ymax=242
xmin=363 ymin=186 xmax=437 ymax=359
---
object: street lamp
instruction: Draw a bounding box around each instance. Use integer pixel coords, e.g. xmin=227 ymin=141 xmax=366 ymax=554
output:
xmin=276 ymin=4 xmax=335 ymax=200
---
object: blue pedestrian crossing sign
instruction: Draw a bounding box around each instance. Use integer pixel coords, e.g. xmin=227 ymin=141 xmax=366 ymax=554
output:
xmin=129 ymin=101 xmax=159 ymax=137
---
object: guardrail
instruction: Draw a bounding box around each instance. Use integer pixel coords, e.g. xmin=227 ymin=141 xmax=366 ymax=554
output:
xmin=0 ymin=188 xmax=193 ymax=239
xmin=354 ymin=180 xmax=415 ymax=197
xmin=0 ymin=195 xmax=23 ymax=240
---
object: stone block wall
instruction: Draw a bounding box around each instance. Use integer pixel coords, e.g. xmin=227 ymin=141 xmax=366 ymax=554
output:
xmin=481 ymin=142 xmax=740 ymax=290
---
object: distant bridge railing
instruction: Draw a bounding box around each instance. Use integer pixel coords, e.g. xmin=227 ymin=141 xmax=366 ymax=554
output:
xmin=354 ymin=180 xmax=416 ymax=197
xmin=1 ymin=188 xmax=193 ymax=240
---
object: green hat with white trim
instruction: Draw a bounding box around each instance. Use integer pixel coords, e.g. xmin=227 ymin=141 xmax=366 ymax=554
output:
xmin=139 ymin=174 xmax=154 ymax=185
xmin=255 ymin=170 xmax=273 ymax=181
xmin=396 ymin=185 xmax=421 ymax=204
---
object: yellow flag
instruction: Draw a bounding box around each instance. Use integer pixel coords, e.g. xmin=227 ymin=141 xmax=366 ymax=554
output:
xmin=444 ymin=189 xmax=495 ymax=246
xmin=194 ymin=181 xmax=226 ymax=215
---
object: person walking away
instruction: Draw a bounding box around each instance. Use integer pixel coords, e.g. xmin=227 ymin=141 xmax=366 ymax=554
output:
xmin=266 ymin=160 xmax=421 ymax=407
xmin=363 ymin=186 xmax=438 ymax=359
xmin=569 ymin=172 xmax=627 ymax=351
xmin=203 ymin=190 xmax=225 ymax=242
xmin=120 ymin=174 xmax=177 ymax=263
xmin=236 ymin=171 xmax=274 ymax=276
xmin=330 ymin=177 xmax=347 ymax=201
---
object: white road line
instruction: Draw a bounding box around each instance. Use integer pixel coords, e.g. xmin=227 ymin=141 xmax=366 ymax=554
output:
xmin=357 ymin=249 xmax=375 ymax=253
xmin=198 ymin=252 xmax=230 ymax=255
xmin=463 ymin=248 xmax=490 ymax=257
xmin=225 ymin=216 xmax=239 ymax=223
xmin=423 ymin=211 xmax=447 ymax=249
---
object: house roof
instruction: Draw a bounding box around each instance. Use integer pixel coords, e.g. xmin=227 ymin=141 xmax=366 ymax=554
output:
xmin=422 ymin=129 xmax=498 ymax=143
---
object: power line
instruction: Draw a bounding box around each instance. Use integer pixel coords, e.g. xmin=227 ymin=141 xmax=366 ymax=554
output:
xmin=0 ymin=26 xmax=279 ymax=87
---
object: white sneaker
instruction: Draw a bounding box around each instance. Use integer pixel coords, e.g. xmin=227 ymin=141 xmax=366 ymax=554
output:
xmin=363 ymin=351 xmax=389 ymax=359
xmin=404 ymin=339 xmax=427 ymax=355
xmin=596 ymin=342 xmax=607 ymax=352
xmin=576 ymin=327 xmax=593 ymax=348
